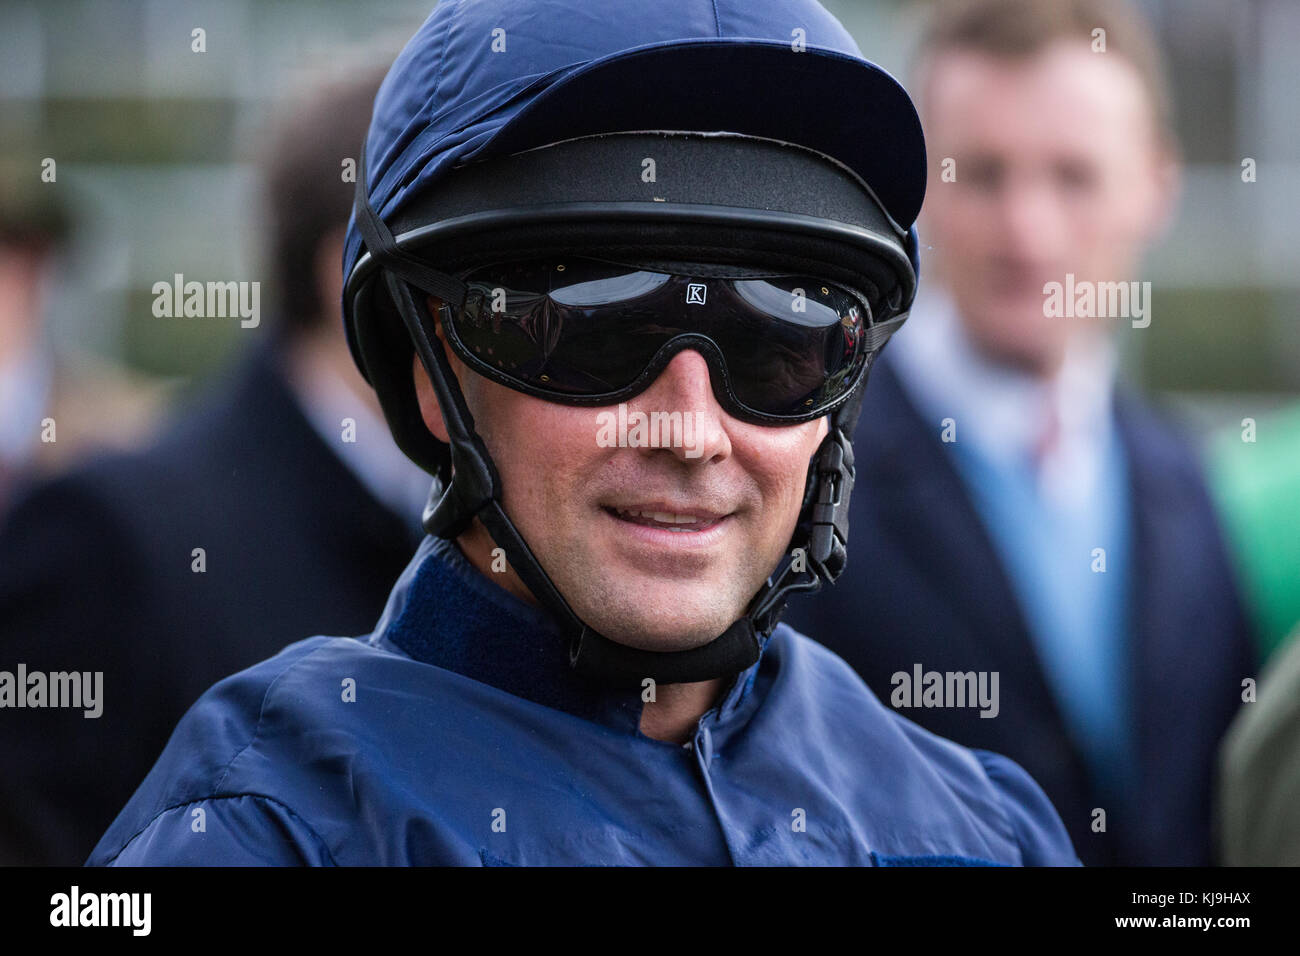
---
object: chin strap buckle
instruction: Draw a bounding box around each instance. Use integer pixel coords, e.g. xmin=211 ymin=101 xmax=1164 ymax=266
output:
xmin=808 ymin=424 xmax=855 ymax=583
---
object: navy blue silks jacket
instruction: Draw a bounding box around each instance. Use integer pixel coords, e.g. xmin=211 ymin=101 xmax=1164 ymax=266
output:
xmin=784 ymin=359 xmax=1258 ymax=866
xmin=89 ymin=534 xmax=1080 ymax=866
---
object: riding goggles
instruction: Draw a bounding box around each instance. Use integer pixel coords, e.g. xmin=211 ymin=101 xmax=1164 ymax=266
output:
xmin=429 ymin=257 xmax=888 ymax=425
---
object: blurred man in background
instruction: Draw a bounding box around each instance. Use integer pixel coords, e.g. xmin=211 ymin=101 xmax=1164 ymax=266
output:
xmin=786 ymin=0 xmax=1256 ymax=865
xmin=0 ymin=65 xmax=427 ymax=865
xmin=0 ymin=162 xmax=162 ymax=511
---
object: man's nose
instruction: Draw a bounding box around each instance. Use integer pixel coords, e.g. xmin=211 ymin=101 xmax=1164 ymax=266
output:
xmin=624 ymin=349 xmax=731 ymax=463
xmin=994 ymin=173 xmax=1069 ymax=262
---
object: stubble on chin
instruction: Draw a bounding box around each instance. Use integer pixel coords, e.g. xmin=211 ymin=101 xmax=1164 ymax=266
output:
xmin=544 ymin=525 xmax=775 ymax=652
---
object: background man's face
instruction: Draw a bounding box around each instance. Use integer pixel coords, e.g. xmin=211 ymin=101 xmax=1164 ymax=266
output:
xmin=919 ymin=41 xmax=1176 ymax=374
xmin=416 ymin=315 xmax=828 ymax=651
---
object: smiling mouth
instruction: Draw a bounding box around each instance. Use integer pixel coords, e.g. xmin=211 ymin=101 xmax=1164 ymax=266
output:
xmin=603 ymin=506 xmax=727 ymax=532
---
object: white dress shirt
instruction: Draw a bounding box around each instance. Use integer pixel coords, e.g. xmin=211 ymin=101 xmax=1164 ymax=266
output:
xmin=886 ymin=284 xmax=1119 ymax=511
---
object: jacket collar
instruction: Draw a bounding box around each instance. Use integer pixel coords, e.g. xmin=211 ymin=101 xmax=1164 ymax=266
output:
xmin=368 ymin=534 xmax=765 ymax=734
xmin=233 ymin=344 xmax=424 ymax=555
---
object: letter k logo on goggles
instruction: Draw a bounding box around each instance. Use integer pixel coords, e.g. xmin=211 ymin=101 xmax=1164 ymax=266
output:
xmin=426 ymin=256 xmax=906 ymax=426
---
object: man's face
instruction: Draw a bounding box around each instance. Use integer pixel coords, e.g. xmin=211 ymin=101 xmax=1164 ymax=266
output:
xmin=919 ymin=41 xmax=1177 ymax=374
xmin=414 ymin=301 xmax=828 ymax=651
xmin=0 ymin=242 xmax=55 ymax=362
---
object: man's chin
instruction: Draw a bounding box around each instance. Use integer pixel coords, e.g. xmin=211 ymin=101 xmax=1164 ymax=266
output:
xmin=554 ymin=542 xmax=767 ymax=651
xmin=967 ymin=318 xmax=1067 ymax=376
xmin=575 ymin=598 xmax=744 ymax=654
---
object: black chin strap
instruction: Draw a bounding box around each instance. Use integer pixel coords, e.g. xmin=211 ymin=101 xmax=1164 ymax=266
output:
xmin=354 ymin=148 xmax=876 ymax=688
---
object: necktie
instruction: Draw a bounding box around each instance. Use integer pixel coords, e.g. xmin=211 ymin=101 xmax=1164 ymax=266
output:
xmin=1031 ymin=394 xmax=1062 ymax=478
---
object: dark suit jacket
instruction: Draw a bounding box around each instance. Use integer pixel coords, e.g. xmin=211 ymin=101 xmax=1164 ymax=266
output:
xmin=0 ymin=345 xmax=422 ymax=864
xmin=784 ymin=357 xmax=1257 ymax=866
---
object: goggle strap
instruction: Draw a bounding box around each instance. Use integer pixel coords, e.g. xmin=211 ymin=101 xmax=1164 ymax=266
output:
xmin=354 ymin=147 xmax=469 ymax=311
xmin=864 ymin=311 xmax=908 ymax=351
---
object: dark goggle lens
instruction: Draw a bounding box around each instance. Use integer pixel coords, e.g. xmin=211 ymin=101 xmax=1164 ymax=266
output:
xmin=446 ymin=258 xmax=872 ymax=418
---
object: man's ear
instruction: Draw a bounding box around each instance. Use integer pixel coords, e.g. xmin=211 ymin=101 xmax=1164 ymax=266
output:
xmin=413 ymin=296 xmax=451 ymax=444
